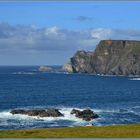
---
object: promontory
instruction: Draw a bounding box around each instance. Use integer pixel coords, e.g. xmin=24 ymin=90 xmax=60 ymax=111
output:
xmin=63 ymin=40 xmax=140 ymax=76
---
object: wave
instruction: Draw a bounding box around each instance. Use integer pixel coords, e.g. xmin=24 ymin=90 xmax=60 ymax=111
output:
xmin=130 ymin=78 xmax=140 ymax=80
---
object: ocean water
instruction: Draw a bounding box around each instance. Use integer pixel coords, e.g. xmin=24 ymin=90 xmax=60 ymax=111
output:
xmin=0 ymin=66 xmax=140 ymax=130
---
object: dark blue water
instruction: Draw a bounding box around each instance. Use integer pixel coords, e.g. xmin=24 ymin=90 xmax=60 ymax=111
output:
xmin=0 ymin=66 xmax=140 ymax=130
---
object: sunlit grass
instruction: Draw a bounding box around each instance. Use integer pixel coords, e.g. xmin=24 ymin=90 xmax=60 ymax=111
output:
xmin=0 ymin=124 xmax=140 ymax=138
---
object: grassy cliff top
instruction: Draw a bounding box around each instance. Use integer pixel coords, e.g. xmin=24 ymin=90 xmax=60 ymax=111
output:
xmin=96 ymin=40 xmax=140 ymax=54
xmin=101 ymin=40 xmax=140 ymax=43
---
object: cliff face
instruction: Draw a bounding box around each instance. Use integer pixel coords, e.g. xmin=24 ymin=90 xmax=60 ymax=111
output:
xmin=64 ymin=40 xmax=140 ymax=76
xmin=62 ymin=63 xmax=73 ymax=73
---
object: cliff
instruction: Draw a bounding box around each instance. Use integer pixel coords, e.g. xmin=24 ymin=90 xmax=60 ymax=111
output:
xmin=64 ymin=40 xmax=140 ymax=76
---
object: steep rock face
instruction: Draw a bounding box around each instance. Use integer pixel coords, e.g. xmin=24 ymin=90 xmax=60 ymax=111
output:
xmin=62 ymin=62 xmax=73 ymax=73
xmin=66 ymin=40 xmax=140 ymax=76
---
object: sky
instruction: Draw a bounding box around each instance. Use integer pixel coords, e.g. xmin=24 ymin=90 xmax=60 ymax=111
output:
xmin=0 ymin=2 xmax=140 ymax=65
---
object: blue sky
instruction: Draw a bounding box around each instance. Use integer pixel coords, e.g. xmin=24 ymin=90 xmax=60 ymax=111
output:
xmin=0 ymin=2 xmax=140 ymax=29
xmin=0 ymin=2 xmax=140 ymax=65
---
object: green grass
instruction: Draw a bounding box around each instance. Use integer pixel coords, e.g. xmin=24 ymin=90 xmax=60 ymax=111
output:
xmin=0 ymin=124 xmax=140 ymax=138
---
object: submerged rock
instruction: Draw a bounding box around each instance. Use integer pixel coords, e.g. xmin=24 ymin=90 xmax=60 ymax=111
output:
xmin=71 ymin=109 xmax=99 ymax=121
xmin=10 ymin=108 xmax=63 ymax=117
xmin=64 ymin=40 xmax=140 ymax=76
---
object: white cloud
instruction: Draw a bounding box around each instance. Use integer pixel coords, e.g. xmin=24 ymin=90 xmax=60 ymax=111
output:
xmin=0 ymin=23 xmax=140 ymax=55
xmin=45 ymin=26 xmax=59 ymax=35
xmin=91 ymin=28 xmax=112 ymax=39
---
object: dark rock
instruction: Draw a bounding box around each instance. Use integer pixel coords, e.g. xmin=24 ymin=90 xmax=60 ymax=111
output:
xmin=10 ymin=108 xmax=63 ymax=117
xmin=71 ymin=109 xmax=81 ymax=115
xmin=45 ymin=108 xmax=63 ymax=117
xmin=25 ymin=110 xmax=46 ymax=116
xmin=64 ymin=40 xmax=140 ymax=76
xmin=71 ymin=109 xmax=99 ymax=121
xmin=10 ymin=109 xmax=26 ymax=115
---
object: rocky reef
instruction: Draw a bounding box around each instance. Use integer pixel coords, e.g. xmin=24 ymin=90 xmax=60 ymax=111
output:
xmin=63 ymin=40 xmax=140 ymax=76
xmin=10 ymin=108 xmax=99 ymax=121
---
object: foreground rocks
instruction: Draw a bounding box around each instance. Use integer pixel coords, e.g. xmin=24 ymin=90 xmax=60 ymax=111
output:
xmin=71 ymin=109 xmax=99 ymax=121
xmin=10 ymin=108 xmax=63 ymax=117
xmin=10 ymin=108 xmax=99 ymax=121
xmin=63 ymin=40 xmax=140 ymax=76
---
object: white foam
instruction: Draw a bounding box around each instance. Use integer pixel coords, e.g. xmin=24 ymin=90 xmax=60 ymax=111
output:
xmin=0 ymin=111 xmax=33 ymax=121
xmin=12 ymin=72 xmax=36 ymax=75
xmin=0 ymin=107 xmax=104 ymax=128
xmin=130 ymin=78 xmax=140 ymax=80
xmin=60 ymin=107 xmax=83 ymax=121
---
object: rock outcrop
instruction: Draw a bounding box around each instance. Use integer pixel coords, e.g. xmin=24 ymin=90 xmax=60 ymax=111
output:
xmin=10 ymin=108 xmax=99 ymax=121
xmin=10 ymin=108 xmax=63 ymax=117
xmin=62 ymin=62 xmax=73 ymax=73
xmin=38 ymin=65 xmax=53 ymax=72
xmin=71 ymin=109 xmax=99 ymax=121
xmin=64 ymin=40 xmax=140 ymax=76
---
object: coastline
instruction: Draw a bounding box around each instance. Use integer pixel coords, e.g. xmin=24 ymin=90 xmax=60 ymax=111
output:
xmin=0 ymin=124 xmax=140 ymax=138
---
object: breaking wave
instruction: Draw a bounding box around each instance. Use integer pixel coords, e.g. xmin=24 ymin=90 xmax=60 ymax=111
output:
xmin=130 ymin=77 xmax=140 ymax=80
xmin=12 ymin=72 xmax=37 ymax=75
xmin=0 ymin=106 xmax=140 ymax=130
xmin=0 ymin=107 xmax=100 ymax=130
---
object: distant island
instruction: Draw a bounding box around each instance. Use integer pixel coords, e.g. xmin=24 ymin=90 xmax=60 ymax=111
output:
xmin=38 ymin=65 xmax=53 ymax=72
xmin=63 ymin=40 xmax=140 ymax=76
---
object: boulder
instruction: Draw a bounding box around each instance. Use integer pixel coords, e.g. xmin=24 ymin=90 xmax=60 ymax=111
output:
xmin=71 ymin=109 xmax=99 ymax=121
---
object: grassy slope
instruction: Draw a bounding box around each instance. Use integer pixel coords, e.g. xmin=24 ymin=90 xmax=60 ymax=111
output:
xmin=0 ymin=124 xmax=140 ymax=138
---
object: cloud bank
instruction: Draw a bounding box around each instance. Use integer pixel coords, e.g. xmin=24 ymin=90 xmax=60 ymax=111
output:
xmin=0 ymin=22 xmax=140 ymax=65
xmin=0 ymin=23 xmax=140 ymax=53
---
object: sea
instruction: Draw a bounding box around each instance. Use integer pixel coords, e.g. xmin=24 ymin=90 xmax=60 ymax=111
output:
xmin=0 ymin=66 xmax=140 ymax=130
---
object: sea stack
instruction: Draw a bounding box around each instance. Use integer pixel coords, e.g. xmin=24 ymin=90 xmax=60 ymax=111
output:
xmin=63 ymin=40 xmax=140 ymax=76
